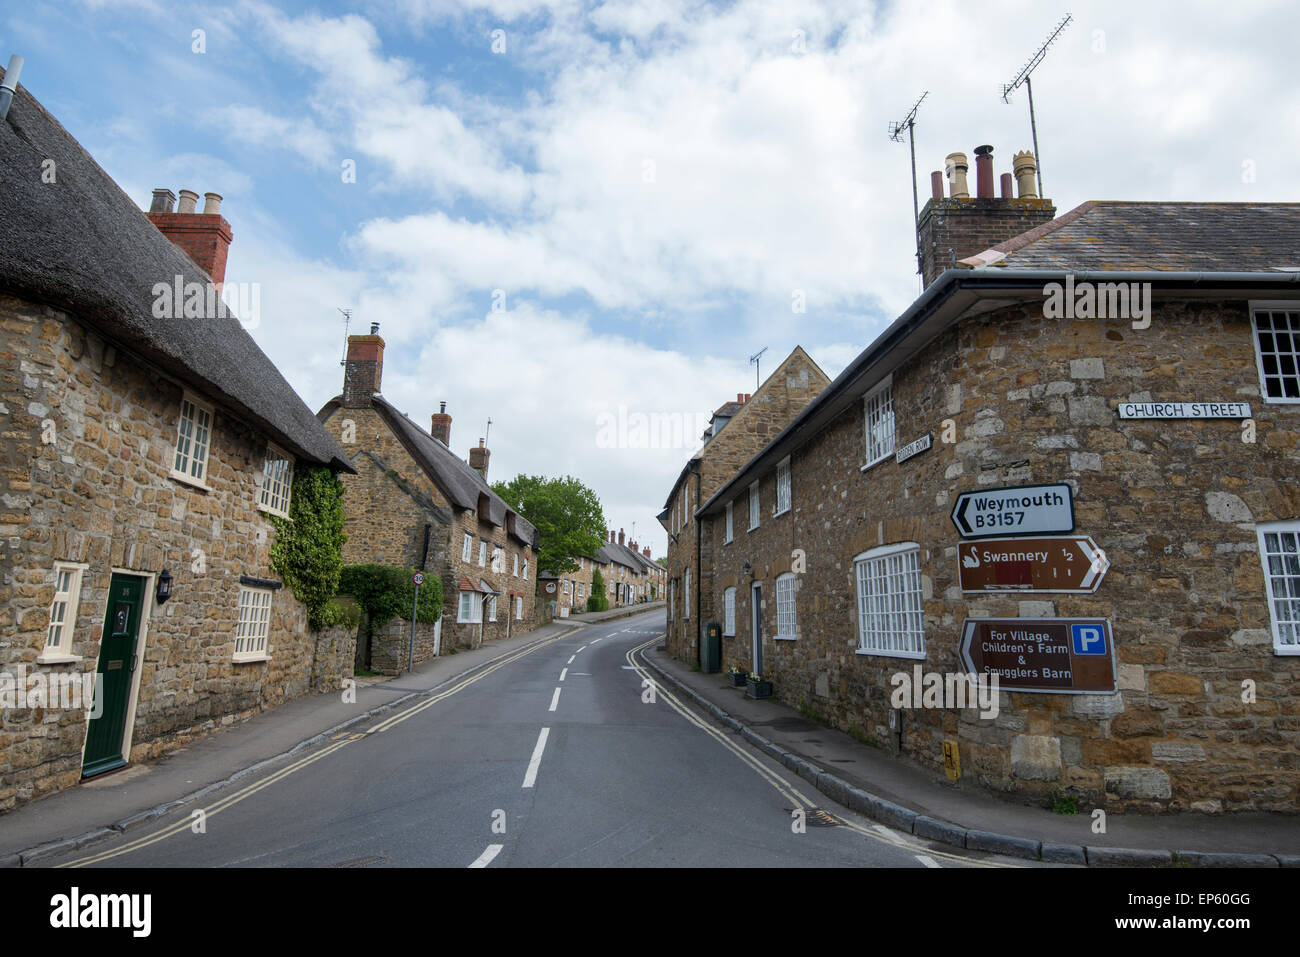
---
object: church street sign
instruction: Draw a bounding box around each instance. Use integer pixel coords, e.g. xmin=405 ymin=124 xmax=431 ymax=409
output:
xmin=959 ymin=618 xmax=1117 ymax=694
xmin=1116 ymin=401 xmax=1251 ymax=420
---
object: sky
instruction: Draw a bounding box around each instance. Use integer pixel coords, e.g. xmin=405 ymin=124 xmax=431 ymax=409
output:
xmin=4 ymin=0 xmax=1297 ymax=557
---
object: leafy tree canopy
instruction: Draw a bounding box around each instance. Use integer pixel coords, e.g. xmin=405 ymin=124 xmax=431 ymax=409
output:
xmin=492 ymin=474 xmax=607 ymax=576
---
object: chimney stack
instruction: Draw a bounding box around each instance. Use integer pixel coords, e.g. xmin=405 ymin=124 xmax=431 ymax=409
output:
xmin=609 ymin=530 xmax=615 ymax=543
xmin=431 ymin=401 xmax=452 ymax=446
xmin=342 ymin=323 xmax=384 ymax=408
xmin=642 ymin=546 xmax=651 ymax=557
xmin=469 ymin=438 xmax=490 ymax=479
xmin=147 ymin=186 xmax=234 ymax=285
xmin=916 ymin=146 xmax=1055 ymax=288
xmin=618 ymin=528 xmax=625 ymax=546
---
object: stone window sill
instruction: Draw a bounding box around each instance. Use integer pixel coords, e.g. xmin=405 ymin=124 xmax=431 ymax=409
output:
xmin=170 ymin=469 xmax=212 ymax=493
xmin=854 ymin=648 xmax=926 ymax=661
xmin=36 ymin=652 xmax=83 ymax=665
xmin=233 ymin=654 xmax=270 ymax=664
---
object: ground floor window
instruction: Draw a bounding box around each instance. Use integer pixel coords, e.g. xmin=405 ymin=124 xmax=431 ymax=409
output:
xmin=854 ymin=543 xmax=924 ymax=658
xmin=235 ymin=586 xmax=272 ymax=660
xmin=723 ymin=587 xmax=736 ymax=636
xmin=775 ymin=573 xmax=797 ymax=638
xmin=1258 ymin=521 xmax=1300 ymax=653
xmin=515 ymin=596 xmax=523 ymax=620
xmin=458 ymin=591 xmax=482 ymax=624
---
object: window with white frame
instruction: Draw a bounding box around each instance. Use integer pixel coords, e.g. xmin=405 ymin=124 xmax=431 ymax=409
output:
xmin=458 ymin=591 xmax=482 ymax=623
xmin=44 ymin=562 xmax=87 ymax=657
xmin=1258 ymin=521 xmax=1300 ymax=653
xmin=723 ymin=586 xmax=736 ymax=636
xmin=854 ymin=542 xmax=925 ymax=658
xmin=724 ymin=501 xmax=734 ymax=543
xmin=578 ymin=582 xmax=584 ymax=597
xmin=172 ymin=393 xmax=214 ymax=485
xmin=669 ymin=580 xmax=675 ymax=621
xmin=564 ymin=580 xmax=571 ymax=595
xmin=684 ymin=567 xmax=691 ymax=618
xmin=488 ymin=596 xmax=497 ymax=622
xmin=863 ymin=377 xmax=895 ymax=467
xmin=234 ymin=586 xmax=272 ymax=661
xmin=775 ymin=573 xmax=797 ymax=638
xmin=775 ymin=457 xmax=791 ymax=516
xmin=523 ymin=559 xmax=529 ymax=580
xmin=491 ymin=547 xmax=503 ymax=573
xmin=478 ymin=541 xmax=487 ymax=566
xmin=513 ymin=553 xmax=519 ymax=576
xmin=1251 ymin=304 xmax=1300 ymax=402
xmin=515 ymin=596 xmax=523 ymax=619
xmin=257 ymin=446 xmax=294 ymax=517
xmin=462 ymin=533 xmax=473 ymax=562
xmin=748 ymin=482 xmax=760 ymax=530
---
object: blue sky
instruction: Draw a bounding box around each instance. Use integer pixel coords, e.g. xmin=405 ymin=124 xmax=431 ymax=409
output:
xmin=5 ymin=0 xmax=1297 ymax=555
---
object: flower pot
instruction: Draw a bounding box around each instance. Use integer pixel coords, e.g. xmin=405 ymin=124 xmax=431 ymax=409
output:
xmin=729 ymin=672 xmax=747 ymax=687
xmin=746 ymin=679 xmax=772 ymax=699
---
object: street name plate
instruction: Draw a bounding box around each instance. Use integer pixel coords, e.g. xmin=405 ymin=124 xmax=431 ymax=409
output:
xmin=951 ymin=483 xmax=1074 ymax=539
xmin=1117 ymin=401 xmax=1251 ymax=419
xmin=957 ymin=536 xmax=1108 ymax=594
xmin=959 ymin=618 xmax=1116 ymax=694
xmin=895 ymin=433 xmax=933 ymax=464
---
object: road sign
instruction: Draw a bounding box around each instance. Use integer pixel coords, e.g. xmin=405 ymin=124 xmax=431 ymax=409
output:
xmin=412 ymin=572 xmax=425 ymax=586
xmin=895 ymin=432 xmax=932 ymax=464
xmin=957 ymin=536 xmax=1108 ymax=593
xmin=959 ymin=618 xmax=1116 ymax=694
xmin=1117 ymin=401 xmax=1250 ymax=420
xmin=951 ymin=483 xmax=1073 ymax=538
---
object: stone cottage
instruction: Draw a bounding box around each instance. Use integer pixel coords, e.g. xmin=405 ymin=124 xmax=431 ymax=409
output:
xmin=660 ymin=349 xmax=831 ymax=664
xmin=318 ymin=333 xmax=540 ymax=652
xmin=685 ymin=145 xmax=1300 ymax=813
xmin=0 ymin=77 xmax=354 ymax=808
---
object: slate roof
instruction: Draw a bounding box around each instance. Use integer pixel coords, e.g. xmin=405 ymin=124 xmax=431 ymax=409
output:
xmin=318 ymin=394 xmax=538 ymax=548
xmin=962 ymin=201 xmax=1300 ymax=272
xmin=599 ymin=541 xmax=649 ymax=572
xmin=0 ymin=70 xmax=351 ymax=471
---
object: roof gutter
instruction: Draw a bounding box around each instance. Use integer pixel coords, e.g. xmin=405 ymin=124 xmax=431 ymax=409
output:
xmin=694 ymin=267 xmax=1300 ymax=519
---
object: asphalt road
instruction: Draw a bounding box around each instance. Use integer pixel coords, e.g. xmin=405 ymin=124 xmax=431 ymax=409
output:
xmin=46 ymin=610 xmax=1026 ymax=868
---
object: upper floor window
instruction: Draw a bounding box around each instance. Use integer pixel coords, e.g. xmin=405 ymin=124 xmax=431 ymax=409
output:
xmin=863 ymin=377 xmax=895 ymax=468
xmin=684 ymin=567 xmax=691 ymax=619
xmin=257 ymin=445 xmax=293 ymax=518
xmin=43 ymin=561 xmax=88 ymax=660
xmin=854 ymin=542 xmax=924 ymax=659
xmin=1251 ymin=304 xmax=1300 ymax=402
xmin=724 ymin=501 xmax=734 ymax=543
xmin=491 ymin=547 xmax=503 ymax=573
xmin=462 ymin=533 xmax=473 ymax=562
xmin=513 ymin=553 xmax=519 ymax=576
xmin=748 ymin=482 xmax=760 ymax=531
xmin=172 ymin=393 xmax=214 ymax=486
xmin=234 ymin=585 xmax=272 ymax=662
xmin=522 ymin=558 xmax=529 ymax=580
xmin=775 ymin=457 xmax=791 ymax=516
xmin=723 ymin=586 xmax=736 ymax=636
xmin=775 ymin=573 xmax=797 ymax=638
xmin=478 ymin=541 xmax=487 ymax=567
xmin=1258 ymin=520 xmax=1300 ymax=654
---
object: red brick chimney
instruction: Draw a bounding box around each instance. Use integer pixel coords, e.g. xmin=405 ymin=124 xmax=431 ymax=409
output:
xmin=469 ymin=438 xmax=490 ymax=479
xmin=147 ymin=188 xmax=233 ymax=285
xmin=642 ymin=546 xmax=651 ymax=557
xmin=342 ymin=322 xmax=384 ymax=408
xmin=618 ymin=528 xmax=625 ymax=546
xmin=431 ymin=402 xmax=452 ymax=446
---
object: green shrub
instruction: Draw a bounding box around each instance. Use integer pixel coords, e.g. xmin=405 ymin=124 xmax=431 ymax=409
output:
xmin=338 ymin=564 xmax=443 ymax=625
xmin=586 ymin=568 xmax=610 ymax=612
xmin=314 ymin=598 xmax=363 ymax=631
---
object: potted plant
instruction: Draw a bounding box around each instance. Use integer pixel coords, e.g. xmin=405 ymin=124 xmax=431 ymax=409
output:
xmin=746 ymin=672 xmax=773 ymax=699
xmin=726 ymin=665 xmax=747 ymax=687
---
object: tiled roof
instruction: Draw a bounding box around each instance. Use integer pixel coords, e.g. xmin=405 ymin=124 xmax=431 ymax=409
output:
xmin=964 ymin=201 xmax=1300 ymax=272
xmin=0 ymin=71 xmax=351 ymax=471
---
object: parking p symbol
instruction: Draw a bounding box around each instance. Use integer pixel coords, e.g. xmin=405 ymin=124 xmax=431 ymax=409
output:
xmin=1071 ymin=624 xmax=1106 ymax=655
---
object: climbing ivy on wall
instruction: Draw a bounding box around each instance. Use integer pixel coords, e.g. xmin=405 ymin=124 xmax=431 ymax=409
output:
xmin=269 ymin=466 xmax=348 ymax=631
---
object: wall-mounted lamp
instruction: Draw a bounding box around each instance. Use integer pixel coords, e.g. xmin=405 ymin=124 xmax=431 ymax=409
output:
xmin=156 ymin=568 xmax=173 ymax=604
xmin=742 ymin=562 xmax=752 ymax=578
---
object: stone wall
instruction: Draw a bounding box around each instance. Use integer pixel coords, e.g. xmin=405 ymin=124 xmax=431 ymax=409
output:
xmin=311 ymin=625 xmax=358 ymax=692
xmin=0 ymin=296 xmax=334 ymax=811
xmin=704 ymin=299 xmax=1299 ymax=812
xmin=369 ymin=616 xmax=441 ymax=675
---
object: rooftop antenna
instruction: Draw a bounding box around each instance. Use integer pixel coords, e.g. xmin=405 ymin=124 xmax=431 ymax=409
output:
xmin=1001 ymin=14 xmax=1072 ymax=198
xmin=748 ymin=347 xmax=768 ymax=389
xmin=337 ymin=308 xmax=352 ymax=366
xmin=887 ymin=90 xmax=928 ymax=278
xmin=484 ymin=416 xmax=492 ymax=447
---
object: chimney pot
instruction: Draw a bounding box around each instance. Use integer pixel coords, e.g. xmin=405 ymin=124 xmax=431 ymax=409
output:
xmin=440 ymin=401 xmax=446 ymax=413
xmin=202 ymin=191 xmax=223 ymax=215
xmin=930 ymin=171 xmax=944 ymax=199
xmin=177 ymin=189 xmax=199 ymax=214
xmin=944 ymin=153 xmax=969 ymax=199
xmin=1000 ymin=172 xmax=1014 ymax=198
xmin=149 ymin=188 xmax=176 ymax=214
xmin=1012 ymin=150 xmax=1039 ymax=198
xmin=370 ymin=322 xmax=380 ymax=335
xmin=974 ymin=145 xmax=994 ymax=199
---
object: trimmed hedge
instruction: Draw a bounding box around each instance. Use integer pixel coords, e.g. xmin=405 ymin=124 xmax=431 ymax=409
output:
xmin=338 ymin=564 xmax=443 ymax=625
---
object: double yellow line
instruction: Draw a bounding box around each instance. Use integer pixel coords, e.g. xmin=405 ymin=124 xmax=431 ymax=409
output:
xmin=60 ymin=634 xmax=566 ymax=867
xmin=627 ymin=637 xmax=1017 ymax=869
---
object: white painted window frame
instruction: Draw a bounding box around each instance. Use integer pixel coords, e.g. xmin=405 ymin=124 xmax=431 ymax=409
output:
xmin=171 ymin=392 xmax=215 ymax=488
xmin=684 ymin=567 xmax=691 ymax=619
xmin=462 ymin=533 xmax=473 ymax=563
xmin=775 ymin=572 xmax=797 ymax=639
xmin=256 ymin=444 xmax=294 ymax=518
xmin=748 ymin=481 xmax=760 ymax=531
xmin=853 ymin=541 xmax=925 ymax=660
xmin=724 ymin=501 xmax=734 ymax=544
xmin=1257 ymin=520 xmax=1300 ymax=654
xmin=724 ymin=586 xmax=736 ymax=637
xmin=234 ymin=585 xmax=273 ymax=662
xmin=41 ymin=561 xmax=89 ymax=662
xmin=515 ymin=596 xmax=523 ymax=620
xmin=861 ymin=375 xmax=896 ymax=470
xmin=775 ymin=456 xmax=792 ymax=516
xmin=1249 ymin=301 xmax=1300 ymax=404
xmin=458 ymin=591 xmax=482 ymax=624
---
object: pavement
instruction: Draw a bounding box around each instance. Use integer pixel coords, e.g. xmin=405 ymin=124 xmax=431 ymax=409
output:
xmin=639 ymin=645 xmax=1300 ymax=867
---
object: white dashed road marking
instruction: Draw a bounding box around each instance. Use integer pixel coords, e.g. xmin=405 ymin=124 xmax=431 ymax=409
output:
xmin=522 ymin=727 xmax=550 ymax=788
xmin=469 ymin=844 xmax=503 ymax=868
xmin=549 ymin=688 xmax=561 ymax=712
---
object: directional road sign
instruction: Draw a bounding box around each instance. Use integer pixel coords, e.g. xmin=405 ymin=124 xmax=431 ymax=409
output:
xmin=957 ymin=536 xmax=1108 ymax=593
xmin=951 ymin=483 xmax=1074 ymax=538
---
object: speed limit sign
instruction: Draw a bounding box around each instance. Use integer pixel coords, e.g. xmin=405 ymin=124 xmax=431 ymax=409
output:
xmin=412 ymin=572 xmax=425 ymax=586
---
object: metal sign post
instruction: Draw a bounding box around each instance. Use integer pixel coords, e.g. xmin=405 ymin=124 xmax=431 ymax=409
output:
xmin=409 ymin=572 xmax=425 ymax=673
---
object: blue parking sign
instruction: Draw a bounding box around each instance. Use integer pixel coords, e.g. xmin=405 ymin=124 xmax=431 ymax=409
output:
xmin=1070 ymin=623 xmax=1107 ymax=656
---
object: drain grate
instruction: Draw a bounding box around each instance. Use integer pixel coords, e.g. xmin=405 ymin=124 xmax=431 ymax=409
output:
xmin=786 ymin=807 xmax=843 ymax=827
xmin=329 ymin=854 xmax=388 ymax=868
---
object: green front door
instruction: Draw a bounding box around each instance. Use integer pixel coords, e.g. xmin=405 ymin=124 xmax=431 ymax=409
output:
xmin=82 ymin=574 xmax=146 ymax=777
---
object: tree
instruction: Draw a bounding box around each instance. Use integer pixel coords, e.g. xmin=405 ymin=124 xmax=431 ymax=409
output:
xmin=587 ymin=566 xmax=610 ymax=612
xmin=492 ymin=474 xmax=607 ymax=576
